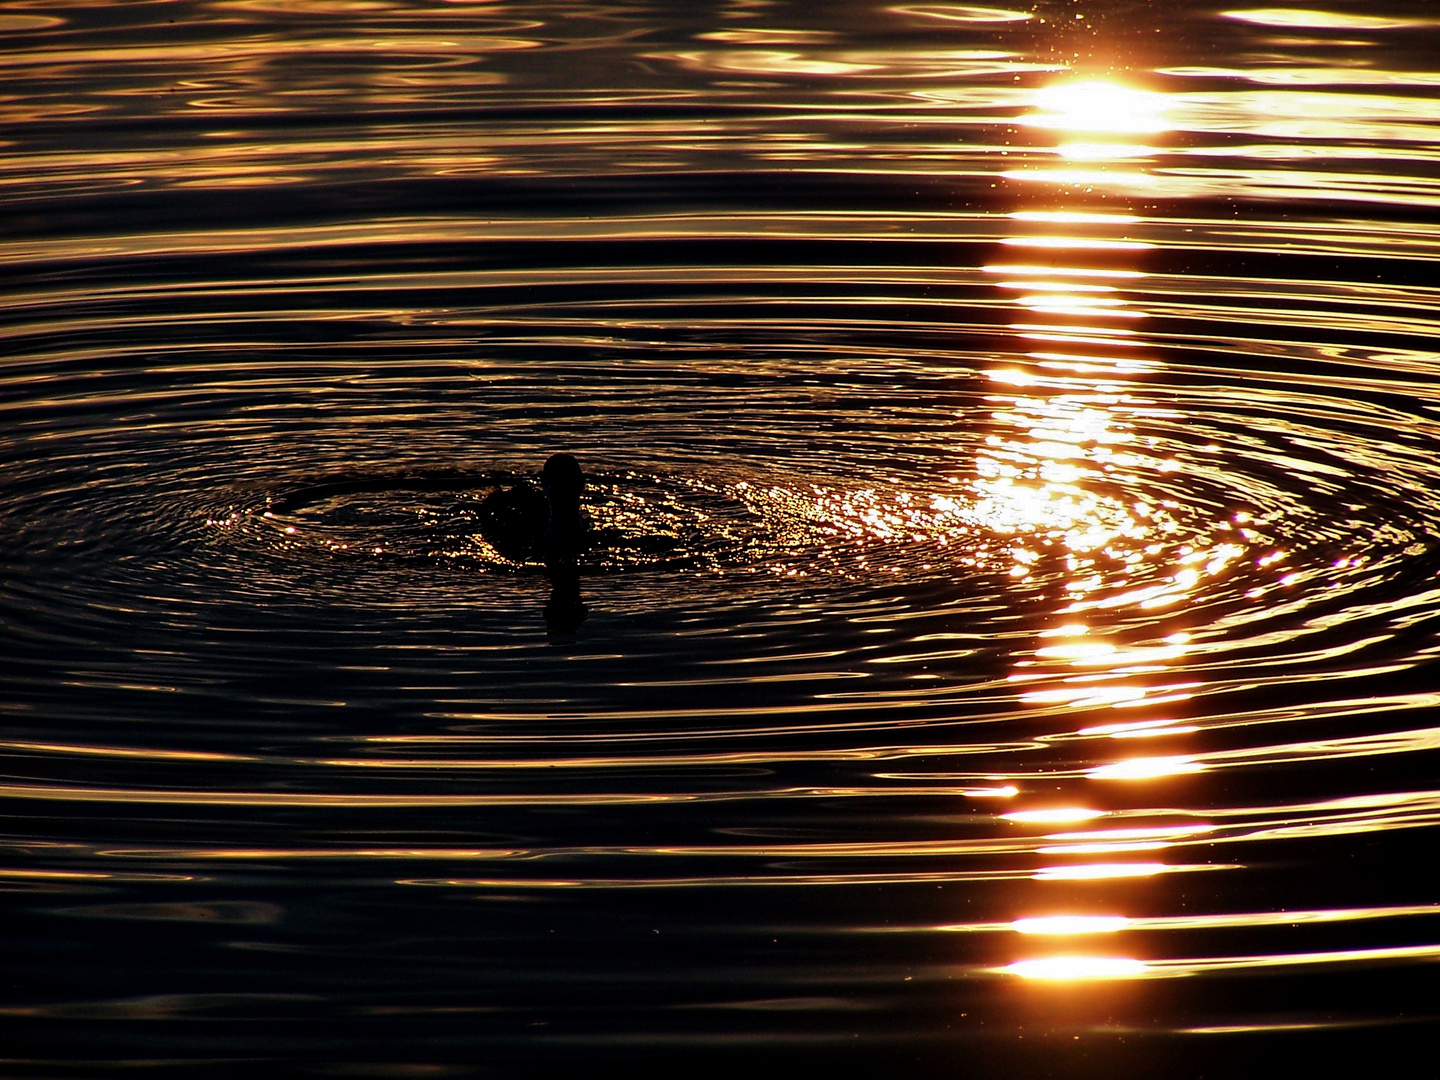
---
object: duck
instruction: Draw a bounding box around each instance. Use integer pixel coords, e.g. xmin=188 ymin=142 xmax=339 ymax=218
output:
xmin=476 ymin=453 xmax=587 ymax=567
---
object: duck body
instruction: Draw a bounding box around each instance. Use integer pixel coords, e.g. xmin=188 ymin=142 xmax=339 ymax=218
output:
xmin=475 ymin=481 xmax=549 ymax=563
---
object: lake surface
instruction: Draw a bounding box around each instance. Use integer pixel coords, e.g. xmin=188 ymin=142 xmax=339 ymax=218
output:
xmin=4 ymin=0 xmax=1440 ymax=1072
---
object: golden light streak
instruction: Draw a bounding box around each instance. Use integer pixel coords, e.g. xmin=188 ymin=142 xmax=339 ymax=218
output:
xmin=0 ymin=783 xmax=701 ymax=808
xmin=984 ymin=263 xmax=1144 ymax=279
xmin=1034 ymin=642 xmax=1118 ymax=662
xmin=1032 ymin=862 xmax=1171 ymax=881
xmin=399 ymin=870 xmax=1047 ymax=890
xmin=1109 ymin=724 xmax=1201 ymax=739
xmin=997 ymin=280 xmax=1119 ymax=293
xmin=1036 ymin=841 xmax=1171 ymax=855
xmin=1087 ymin=756 xmax=1205 ymax=780
xmin=1006 ymin=943 xmax=1440 ymax=981
xmin=1148 ymin=943 xmax=1440 ymax=976
xmin=1021 ymin=686 xmax=1148 ymax=706
xmin=1003 ymin=808 xmax=1107 ymax=824
xmin=1008 ymin=211 xmax=1143 ymax=225
xmin=1026 ymin=81 xmax=1171 ymax=135
xmin=1002 ymin=169 xmax=1158 ymax=189
xmin=1013 ymin=325 xmax=1139 ymax=343
xmin=1038 ymin=623 xmax=1090 ymax=638
xmin=0 ymin=741 xmax=255 ymax=763
xmin=919 ymin=903 xmax=1440 ymax=936
xmin=1003 ymin=956 xmax=1149 ymax=979
xmin=1220 ymin=8 xmax=1432 ymax=30
xmin=0 ymin=869 xmax=194 ymax=882
xmin=408 ymin=688 xmax=1440 ymax=743
xmin=893 ymin=5 xmax=1034 ymax=24
xmin=1011 ymin=915 xmax=1130 ymax=935
xmin=1078 ymin=719 xmax=1199 ymax=737
xmin=6 ymin=741 xmax=1044 ymax=774
xmin=1045 ymin=826 xmax=1216 ymax=843
xmin=1143 ymin=903 xmax=1440 ymax=933
xmin=1054 ymin=142 xmax=1156 ymax=161
xmin=0 ymin=868 xmax=115 ymax=881
xmin=998 ymin=235 xmax=1153 ymax=251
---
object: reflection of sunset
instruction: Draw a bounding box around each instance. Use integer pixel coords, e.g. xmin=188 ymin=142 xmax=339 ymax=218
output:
xmin=1012 ymin=943 xmax=1440 ymax=983
xmin=1003 ymin=808 xmax=1106 ymax=825
xmin=1033 ymin=862 xmax=1170 ymax=881
xmin=1088 ymin=755 xmax=1205 ymax=780
xmin=1036 ymin=840 xmax=1171 ymax=855
xmin=1007 ymin=78 xmax=1171 ymax=189
xmin=994 ymin=87 xmax=1215 ymax=993
xmin=981 ymin=63 xmax=1388 ymax=999
xmin=967 ymin=376 xmax=1254 ymax=614
xmin=1047 ymin=825 xmax=1214 ymax=844
xmin=1220 ymin=8 xmax=1431 ymax=31
xmin=1081 ymin=718 xmax=1200 ymax=738
xmin=1003 ymin=956 xmax=1149 ymax=980
xmin=1026 ymin=81 xmax=1170 ymax=135
xmin=1012 ymin=915 xmax=1130 ymax=935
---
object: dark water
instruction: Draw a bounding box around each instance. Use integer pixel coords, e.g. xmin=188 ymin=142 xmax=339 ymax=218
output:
xmin=4 ymin=0 xmax=1440 ymax=1073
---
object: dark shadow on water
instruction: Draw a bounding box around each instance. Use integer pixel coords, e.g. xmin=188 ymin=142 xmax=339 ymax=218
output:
xmin=543 ymin=563 xmax=588 ymax=645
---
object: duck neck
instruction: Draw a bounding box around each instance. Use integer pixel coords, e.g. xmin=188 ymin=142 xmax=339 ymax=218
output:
xmin=545 ymin=490 xmax=582 ymax=544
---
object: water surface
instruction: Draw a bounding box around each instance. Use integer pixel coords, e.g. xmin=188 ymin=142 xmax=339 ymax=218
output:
xmin=4 ymin=0 xmax=1440 ymax=1072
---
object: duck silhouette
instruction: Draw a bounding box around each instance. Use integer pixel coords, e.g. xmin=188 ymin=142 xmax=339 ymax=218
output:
xmin=475 ymin=453 xmax=587 ymax=568
xmin=476 ymin=453 xmax=588 ymax=640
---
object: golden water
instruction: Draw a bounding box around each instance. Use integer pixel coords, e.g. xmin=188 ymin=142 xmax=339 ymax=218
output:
xmin=4 ymin=0 xmax=1440 ymax=1070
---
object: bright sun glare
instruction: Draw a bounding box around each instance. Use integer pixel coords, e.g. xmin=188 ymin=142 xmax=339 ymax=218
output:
xmin=1026 ymin=80 xmax=1170 ymax=135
